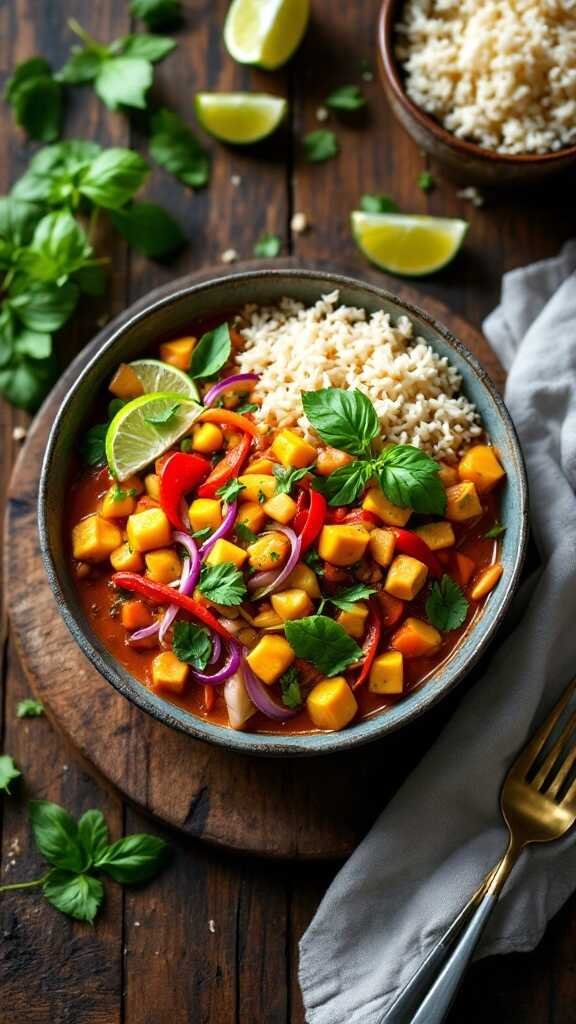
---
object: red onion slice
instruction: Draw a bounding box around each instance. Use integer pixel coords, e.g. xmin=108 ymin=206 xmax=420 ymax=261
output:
xmin=158 ymin=532 xmax=201 ymax=643
xmin=129 ymin=619 xmax=161 ymax=642
xmin=199 ymin=501 xmax=238 ymax=558
xmin=209 ymin=631 xmax=222 ymax=665
xmin=190 ymin=640 xmax=241 ymax=685
xmin=203 ymin=373 xmax=259 ymax=408
xmin=246 ymin=525 xmax=302 ymax=598
xmin=242 ymin=661 xmax=299 ymax=720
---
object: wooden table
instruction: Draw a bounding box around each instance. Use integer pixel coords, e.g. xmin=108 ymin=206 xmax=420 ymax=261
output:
xmin=1 ymin=2 xmax=575 ymax=1021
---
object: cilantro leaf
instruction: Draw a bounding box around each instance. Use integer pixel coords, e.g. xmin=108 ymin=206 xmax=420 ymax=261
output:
xmin=16 ymin=698 xmax=44 ymax=718
xmin=79 ymin=149 xmax=149 ymax=210
xmin=0 ymin=754 xmax=21 ymax=794
xmin=198 ymin=562 xmax=247 ymax=606
xmin=326 ymin=583 xmax=376 ymax=612
xmin=57 ymin=49 xmax=103 ymax=85
xmin=312 ymin=460 xmax=372 ymax=506
xmin=253 ymin=233 xmax=281 ymax=258
xmin=143 ymin=401 xmax=180 ymax=424
xmin=111 ymin=483 xmax=137 ymax=502
xmin=326 ymin=85 xmax=366 ymax=111
xmin=172 ymin=621 xmax=212 ymax=670
xmin=235 ymin=521 xmax=257 ymax=545
xmin=110 ymin=202 xmax=185 ymax=258
xmin=130 ymin=0 xmax=183 ymax=30
xmin=273 ymin=465 xmax=310 ymax=495
xmin=360 ymin=193 xmax=399 ymax=214
xmin=284 ymin=616 xmax=362 ymax=676
xmin=302 ymin=387 xmax=379 ymax=455
xmin=43 ymin=870 xmax=104 ymax=923
xmin=94 ymin=833 xmax=170 ymax=884
xmin=190 ymin=322 xmax=231 ymax=379
xmin=5 ymin=58 xmax=63 ymax=142
xmin=149 ymin=108 xmax=210 ymax=189
xmin=217 ymin=478 xmax=245 ymax=503
xmin=303 ymin=130 xmax=338 ymax=163
xmin=418 ymin=170 xmax=435 ymax=192
xmin=279 ymin=666 xmax=302 ymax=709
xmin=426 ymin=575 xmax=468 ymax=631
xmin=485 ymin=522 xmax=506 ymax=539
xmin=29 ymin=800 xmax=89 ymax=873
xmin=375 ymin=445 xmax=445 ymax=515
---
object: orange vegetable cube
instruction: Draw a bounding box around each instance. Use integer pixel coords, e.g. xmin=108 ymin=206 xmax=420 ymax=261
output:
xmin=72 ymin=515 xmax=122 ymax=562
xmin=189 ymin=498 xmax=222 ymax=533
xmin=307 ymin=677 xmax=358 ymax=731
xmin=369 ymin=651 xmax=404 ymax=694
xmin=252 ymin=606 xmax=283 ymax=628
xmin=445 ymin=482 xmax=482 ymax=522
xmin=110 ymin=543 xmax=144 ymax=573
xmin=247 ymin=531 xmax=290 ymax=571
xmin=315 ymin=447 xmax=354 ymax=477
xmin=458 ymin=445 xmax=505 ymax=494
xmin=470 ymin=563 xmax=503 ymax=600
xmin=121 ymin=599 xmax=153 ymax=631
xmin=244 ymin=457 xmax=275 ymax=475
xmin=101 ymin=485 xmax=136 ymax=520
xmin=126 ymin=508 xmax=172 ymax=553
xmin=362 ymin=487 xmax=411 ymax=527
xmin=238 ymin=474 xmax=277 ymax=502
xmin=369 ymin=527 xmax=396 ymax=567
xmin=151 ymin=651 xmax=189 ymax=694
xmin=391 ymin=618 xmax=442 ymax=658
xmin=284 ymin=562 xmax=321 ymax=599
xmin=438 ymin=462 xmax=459 ymax=488
xmin=271 ymin=588 xmax=314 ymax=621
xmin=235 ymin=501 xmax=266 ymax=535
xmin=336 ymin=602 xmax=369 ymax=638
xmin=414 ymin=522 xmax=455 ymax=550
xmin=109 ymin=363 xmax=144 ymax=400
xmin=144 ymin=473 xmax=161 ymax=502
xmin=145 ymin=548 xmax=181 ymax=584
xmin=384 ymin=555 xmax=428 ymax=601
xmin=205 ymin=538 xmax=248 ymax=568
xmin=246 ymin=635 xmax=295 ymax=685
xmin=456 ymin=553 xmax=476 ymax=586
xmin=262 ymin=492 xmax=298 ymax=524
xmin=318 ymin=525 xmax=370 ymax=566
xmin=271 ymin=429 xmax=316 ymax=469
xmin=159 ymin=337 xmax=196 ymax=371
xmin=192 ymin=422 xmax=224 ymax=454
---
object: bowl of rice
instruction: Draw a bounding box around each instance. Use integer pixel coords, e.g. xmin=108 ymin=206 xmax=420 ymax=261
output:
xmin=378 ymin=0 xmax=576 ymax=184
xmin=41 ymin=267 xmax=528 ymax=755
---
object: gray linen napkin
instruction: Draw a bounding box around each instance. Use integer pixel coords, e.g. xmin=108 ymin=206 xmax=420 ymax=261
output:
xmin=299 ymin=241 xmax=576 ymax=1024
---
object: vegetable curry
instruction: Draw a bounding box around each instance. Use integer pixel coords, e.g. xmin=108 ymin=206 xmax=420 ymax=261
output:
xmin=69 ymin=318 xmax=506 ymax=735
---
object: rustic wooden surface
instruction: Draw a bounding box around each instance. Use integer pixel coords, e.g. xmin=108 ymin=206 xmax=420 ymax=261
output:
xmin=1 ymin=0 xmax=575 ymax=1021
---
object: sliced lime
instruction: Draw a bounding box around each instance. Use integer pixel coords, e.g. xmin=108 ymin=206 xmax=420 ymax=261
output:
xmin=223 ymin=0 xmax=309 ymax=70
xmin=195 ymin=92 xmax=287 ymax=144
xmin=129 ymin=359 xmax=199 ymax=400
xmin=106 ymin=392 xmax=203 ymax=481
xmin=351 ymin=212 xmax=468 ymax=277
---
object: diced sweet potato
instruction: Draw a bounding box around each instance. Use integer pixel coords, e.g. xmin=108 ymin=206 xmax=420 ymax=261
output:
xmin=205 ymin=538 xmax=248 ymax=568
xmin=315 ymin=447 xmax=354 ymax=477
xmin=247 ymin=531 xmax=290 ymax=571
xmin=244 ymin=457 xmax=275 ymax=475
xmin=246 ymin=635 xmax=295 ymax=685
xmin=145 ymin=548 xmax=181 ymax=584
xmin=110 ymin=543 xmax=144 ymax=573
xmin=391 ymin=618 xmax=442 ymax=658
xmin=101 ymin=485 xmax=136 ymax=520
xmin=369 ymin=651 xmax=404 ymax=694
xmin=159 ymin=337 xmax=196 ymax=370
xmin=235 ymin=501 xmax=266 ymax=535
xmin=72 ymin=515 xmax=122 ymax=562
xmin=362 ymin=487 xmax=411 ymax=527
xmin=144 ymin=473 xmax=161 ymax=502
xmin=151 ymin=651 xmax=189 ymax=694
xmin=238 ymin=474 xmax=277 ymax=502
xmin=414 ymin=522 xmax=455 ymax=550
xmin=445 ymin=482 xmax=482 ymax=522
xmin=318 ymin=525 xmax=370 ymax=566
xmin=336 ymin=602 xmax=369 ymax=638
xmin=384 ymin=555 xmax=428 ymax=601
xmin=126 ymin=508 xmax=172 ymax=553
xmin=189 ymin=498 xmax=222 ymax=533
xmin=307 ymin=677 xmax=358 ymax=731
xmin=456 ymin=553 xmax=476 ymax=586
xmin=271 ymin=588 xmax=314 ymax=621
xmin=192 ymin=422 xmax=224 ymax=453
xmin=271 ymin=429 xmax=316 ymax=469
xmin=284 ymin=562 xmax=321 ymax=599
xmin=109 ymin=363 xmax=144 ymax=400
xmin=458 ymin=445 xmax=505 ymax=494
xmin=262 ymin=493 xmax=298 ymax=524
xmin=369 ymin=527 xmax=396 ymax=566
xmin=121 ymin=599 xmax=153 ymax=631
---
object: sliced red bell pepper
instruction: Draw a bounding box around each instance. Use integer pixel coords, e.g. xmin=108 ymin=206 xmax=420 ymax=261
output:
xmin=197 ymin=432 xmax=252 ymax=500
xmin=350 ymin=597 xmax=382 ymax=691
xmin=159 ymin=451 xmax=211 ymax=530
xmin=392 ymin=528 xmax=443 ymax=579
xmin=293 ymin=489 xmax=327 ymax=553
xmin=198 ymin=407 xmax=260 ymax=438
xmin=112 ymin=573 xmax=234 ymax=640
xmin=326 ymin=508 xmax=379 ymax=527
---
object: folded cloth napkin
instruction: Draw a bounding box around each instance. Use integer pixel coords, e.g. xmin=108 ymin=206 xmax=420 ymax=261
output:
xmin=299 ymin=241 xmax=576 ymax=1024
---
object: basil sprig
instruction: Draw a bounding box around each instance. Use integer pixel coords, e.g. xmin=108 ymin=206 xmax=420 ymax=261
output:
xmin=302 ymin=387 xmax=379 ymax=455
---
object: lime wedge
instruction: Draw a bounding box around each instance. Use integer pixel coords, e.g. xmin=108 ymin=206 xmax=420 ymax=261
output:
xmin=195 ymin=92 xmax=287 ymax=144
xmin=106 ymin=392 xmax=203 ymax=481
xmin=129 ymin=359 xmax=199 ymax=400
xmin=223 ymin=0 xmax=309 ymax=70
xmin=351 ymin=212 xmax=468 ymax=277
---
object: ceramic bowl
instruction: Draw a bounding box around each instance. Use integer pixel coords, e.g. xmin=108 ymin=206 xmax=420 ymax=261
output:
xmin=39 ymin=268 xmax=528 ymax=756
xmin=378 ymin=0 xmax=576 ymax=186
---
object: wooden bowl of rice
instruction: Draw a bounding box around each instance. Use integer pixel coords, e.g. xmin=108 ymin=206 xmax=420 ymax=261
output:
xmin=378 ymin=0 xmax=576 ymax=185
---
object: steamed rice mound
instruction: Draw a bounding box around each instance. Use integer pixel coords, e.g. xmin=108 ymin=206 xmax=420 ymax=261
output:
xmin=234 ymin=291 xmax=482 ymax=461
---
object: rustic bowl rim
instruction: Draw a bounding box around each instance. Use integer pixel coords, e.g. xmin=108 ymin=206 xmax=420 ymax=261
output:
xmin=378 ymin=0 xmax=576 ymax=168
xmin=38 ymin=267 xmax=528 ymax=757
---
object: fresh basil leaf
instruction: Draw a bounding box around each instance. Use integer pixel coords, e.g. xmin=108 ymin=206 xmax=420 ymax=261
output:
xmin=302 ymin=387 xmax=379 ymax=455
xmin=375 ymin=445 xmax=445 ymax=515
xmin=5 ymin=58 xmax=52 ymax=104
xmin=78 ymin=810 xmax=109 ymax=864
xmin=253 ymin=233 xmax=281 ymax=258
xmin=95 ymin=833 xmax=170 ymax=883
xmin=312 ymin=460 xmax=371 ymax=506
xmin=12 ymin=140 xmax=102 ymax=206
xmin=95 ymin=56 xmax=153 ymax=111
xmin=17 ymin=210 xmax=94 ymax=285
xmin=80 ymin=149 xmax=149 ymax=210
xmin=326 ymin=85 xmax=366 ymax=111
xmin=426 ymin=574 xmax=468 ymax=631
xmin=272 ymin=465 xmax=310 ymax=495
xmin=79 ymin=422 xmax=108 ymax=466
xmin=418 ymin=170 xmax=435 ymax=192
xmin=16 ymin=698 xmax=44 ymax=718
xmin=172 ymin=621 xmax=212 ymax=670
xmin=8 ymin=278 xmax=78 ymax=332
xmin=43 ymin=869 xmax=103 ymax=923
xmin=279 ymin=665 xmax=302 ymax=709
xmin=198 ymin=562 xmax=247 ymax=606
xmin=327 ymin=583 xmax=376 ymax=612
xmin=217 ymin=477 xmax=245 ymax=503
xmin=360 ymin=193 xmax=399 ymax=214
xmin=0 ymin=348 xmax=58 ymax=412
xmin=0 ymin=198 xmax=44 ymax=263
xmin=235 ymin=521 xmax=257 ymax=545
xmin=149 ymin=108 xmax=210 ymax=189
xmin=284 ymin=615 xmax=362 ymax=676
xmin=13 ymin=329 xmax=52 ymax=359
xmin=143 ymin=401 xmax=180 ymax=424
xmin=485 ymin=522 xmax=506 ymax=539
xmin=303 ymin=129 xmax=338 ymax=163
xmin=57 ymin=48 xmax=103 ymax=84
xmin=131 ymin=0 xmax=183 ymax=30
xmin=110 ymin=202 xmax=185 ymax=258
xmin=190 ymin=322 xmax=231 ymax=379
xmin=0 ymin=754 xmax=21 ymax=794
xmin=29 ymin=800 xmax=88 ymax=872
xmin=5 ymin=58 xmax=63 ymax=142
xmin=119 ymin=34 xmax=176 ymax=62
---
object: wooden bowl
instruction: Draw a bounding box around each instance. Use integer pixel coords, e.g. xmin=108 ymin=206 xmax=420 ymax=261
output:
xmin=378 ymin=0 xmax=576 ymax=186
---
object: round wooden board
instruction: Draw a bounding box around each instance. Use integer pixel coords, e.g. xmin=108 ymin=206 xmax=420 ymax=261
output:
xmin=5 ymin=262 xmax=504 ymax=860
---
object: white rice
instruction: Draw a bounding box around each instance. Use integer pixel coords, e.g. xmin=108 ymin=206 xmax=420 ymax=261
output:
xmin=395 ymin=0 xmax=576 ymax=155
xmin=234 ymin=291 xmax=482 ymax=461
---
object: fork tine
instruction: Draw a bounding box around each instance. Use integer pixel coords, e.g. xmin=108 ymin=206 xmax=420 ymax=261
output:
xmin=547 ymin=743 xmax=576 ymax=800
xmin=531 ymin=710 xmax=576 ymax=790
xmin=512 ymin=677 xmax=576 ymax=778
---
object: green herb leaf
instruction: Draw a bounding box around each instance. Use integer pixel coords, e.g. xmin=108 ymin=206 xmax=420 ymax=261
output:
xmin=360 ymin=193 xmax=399 ymax=214
xmin=80 ymin=423 xmax=108 ymax=466
xmin=0 ymin=346 xmax=58 ymax=412
xmin=303 ymin=548 xmax=324 ymax=574
xmin=235 ymin=521 xmax=258 ymax=545
xmin=326 ymin=85 xmax=366 ymax=111
xmin=418 ymin=170 xmax=435 ymax=192
xmin=236 ymin=402 xmax=258 ymax=414
xmin=130 ymin=0 xmax=183 ymax=30
xmin=253 ymin=232 xmax=281 ymax=258
xmin=149 ymin=108 xmax=210 ymax=189
xmin=17 ymin=210 xmax=95 ymax=285
xmin=11 ymin=140 xmax=102 ymax=206
xmin=94 ymin=833 xmax=170 ymax=884
xmin=43 ymin=869 xmax=104 ymax=924
xmin=302 ymin=387 xmax=379 ymax=455
xmin=95 ymin=56 xmax=153 ymax=111
xmin=375 ymin=445 xmax=446 ymax=515
xmin=79 ymin=149 xmax=149 ymax=210
xmin=198 ymin=562 xmax=247 ymax=606
xmin=5 ymin=58 xmax=63 ymax=142
xmin=284 ymin=616 xmax=362 ymax=676
xmin=279 ymin=666 xmax=302 ymax=709
xmin=110 ymin=202 xmax=185 ymax=258
xmin=217 ymin=477 xmax=245 ymax=504
xmin=312 ymin=460 xmax=372 ymax=506
xmin=0 ymin=754 xmax=21 ymax=794
xmin=191 ymin=526 xmax=212 ymax=542
xmin=303 ymin=129 xmax=338 ymax=163
xmin=0 ymin=198 xmax=44 ymax=267
xmin=327 ymin=583 xmax=376 ymax=612
xmin=485 ymin=522 xmax=506 ymax=539
xmin=426 ymin=574 xmax=468 ymax=631
xmin=172 ymin=621 xmax=212 ymax=670
xmin=57 ymin=49 xmax=103 ymax=84
xmin=190 ymin=322 xmax=231 ymax=380
xmin=78 ymin=810 xmax=109 ymax=863
xmin=8 ymin=277 xmax=78 ymax=332
xmin=143 ymin=401 xmax=180 ymax=424
xmin=273 ymin=465 xmax=310 ymax=495
xmin=16 ymin=698 xmax=44 ymax=718
xmin=111 ymin=483 xmax=136 ymax=502
xmin=29 ymin=800 xmax=88 ymax=873
xmin=119 ymin=34 xmax=176 ymax=62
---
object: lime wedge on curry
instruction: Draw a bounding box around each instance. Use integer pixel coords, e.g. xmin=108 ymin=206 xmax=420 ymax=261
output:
xmin=195 ymin=92 xmax=287 ymax=144
xmin=351 ymin=212 xmax=468 ymax=277
xmin=129 ymin=359 xmax=199 ymax=400
xmin=223 ymin=0 xmax=309 ymax=70
xmin=106 ymin=392 xmax=203 ymax=481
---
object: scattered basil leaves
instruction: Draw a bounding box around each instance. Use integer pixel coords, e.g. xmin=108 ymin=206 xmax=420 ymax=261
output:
xmin=150 ymin=108 xmax=210 ymax=188
xmin=190 ymin=322 xmax=231 ymax=380
xmin=302 ymin=130 xmax=338 ymax=163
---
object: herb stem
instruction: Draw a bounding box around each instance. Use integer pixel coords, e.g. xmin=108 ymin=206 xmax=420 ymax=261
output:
xmin=0 ymin=872 xmax=50 ymax=894
xmin=67 ymin=18 xmax=103 ymax=54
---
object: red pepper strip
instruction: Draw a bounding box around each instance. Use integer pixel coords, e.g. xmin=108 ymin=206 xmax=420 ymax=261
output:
xmin=159 ymin=451 xmax=211 ymax=530
xmin=326 ymin=508 xmax=379 ymax=527
xmin=197 ymin=432 xmax=252 ymax=500
xmin=295 ymin=489 xmax=327 ymax=553
xmin=112 ymin=573 xmax=234 ymax=640
xmin=392 ymin=528 xmax=443 ymax=579
xmin=292 ymin=490 xmax=309 ymax=534
xmin=351 ymin=597 xmax=382 ymax=691
xmin=198 ymin=407 xmax=260 ymax=438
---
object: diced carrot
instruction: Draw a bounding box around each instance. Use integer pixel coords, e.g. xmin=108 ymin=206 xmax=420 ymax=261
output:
xmin=391 ymin=618 xmax=442 ymax=658
xmin=456 ymin=553 xmax=476 ymax=586
xmin=121 ymin=599 xmax=153 ymax=631
xmin=376 ymin=591 xmax=405 ymax=629
xmin=109 ymin=363 xmax=144 ymax=400
xmin=470 ymin=563 xmax=503 ymax=601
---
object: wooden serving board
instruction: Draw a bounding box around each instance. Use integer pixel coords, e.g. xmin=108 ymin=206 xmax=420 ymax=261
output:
xmin=5 ymin=263 xmax=504 ymax=860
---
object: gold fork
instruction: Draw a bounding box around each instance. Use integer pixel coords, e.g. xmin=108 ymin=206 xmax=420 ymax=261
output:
xmin=380 ymin=676 xmax=576 ymax=1024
